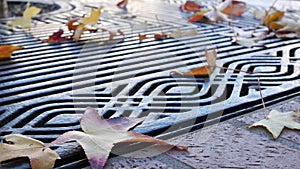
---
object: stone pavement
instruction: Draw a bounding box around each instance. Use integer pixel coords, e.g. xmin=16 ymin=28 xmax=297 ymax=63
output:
xmin=105 ymin=96 xmax=300 ymax=169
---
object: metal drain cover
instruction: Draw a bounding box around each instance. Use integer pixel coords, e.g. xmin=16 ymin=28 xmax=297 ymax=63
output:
xmin=0 ymin=0 xmax=300 ymax=168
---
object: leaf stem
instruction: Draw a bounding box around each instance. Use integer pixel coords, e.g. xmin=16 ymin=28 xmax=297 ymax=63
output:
xmin=257 ymin=77 xmax=269 ymax=118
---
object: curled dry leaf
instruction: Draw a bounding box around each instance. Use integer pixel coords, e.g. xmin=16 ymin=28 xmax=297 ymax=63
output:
xmin=7 ymin=2 xmax=41 ymax=29
xmin=263 ymin=9 xmax=284 ymax=28
xmin=0 ymin=45 xmax=23 ymax=59
xmin=0 ymin=134 xmax=60 ymax=169
xmin=117 ymin=0 xmax=128 ymax=8
xmin=179 ymin=1 xmax=202 ymax=12
xmin=171 ymin=47 xmax=217 ymax=76
xmin=249 ymin=110 xmax=300 ymax=139
xmin=49 ymin=107 xmax=187 ymax=169
xmin=42 ymin=29 xmax=69 ymax=43
xmin=170 ymin=28 xmax=197 ymax=38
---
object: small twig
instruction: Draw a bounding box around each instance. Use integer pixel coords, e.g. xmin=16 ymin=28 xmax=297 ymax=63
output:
xmin=257 ymin=77 xmax=269 ymax=118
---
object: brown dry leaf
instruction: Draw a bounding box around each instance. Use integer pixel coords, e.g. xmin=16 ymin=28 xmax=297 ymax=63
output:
xmin=0 ymin=45 xmax=23 ymax=59
xmin=154 ymin=33 xmax=168 ymax=40
xmin=172 ymin=48 xmax=217 ymax=76
xmin=138 ymin=34 xmax=148 ymax=42
xmin=249 ymin=110 xmax=300 ymax=139
xmin=221 ymin=0 xmax=247 ymax=16
xmin=49 ymin=107 xmax=187 ymax=169
xmin=117 ymin=0 xmax=129 ymax=8
xmin=0 ymin=134 xmax=60 ymax=169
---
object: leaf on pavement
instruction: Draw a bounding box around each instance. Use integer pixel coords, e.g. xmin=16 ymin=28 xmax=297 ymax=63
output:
xmin=179 ymin=1 xmax=202 ymax=12
xmin=0 ymin=45 xmax=23 ymax=59
xmin=0 ymin=134 xmax=60 ymax=169
xmin=263 ymin=9 xmax=284 ymax=28
xmin=188 ymin=10 xmax=210 ymax=22
xmin=249 ymin=110 xmax=300 ymax=139
xmin=138 ymin=34 xmax=148 ymax=42
xmin=8 ymin=2 xmax=41 ymax=29
xmin=42 ymin=29 xmax=69 ymax=43
xmin=170 ymin=28 xmax=197 ymax=38
xmin=49 ymin=107 xmax=187 ymax=169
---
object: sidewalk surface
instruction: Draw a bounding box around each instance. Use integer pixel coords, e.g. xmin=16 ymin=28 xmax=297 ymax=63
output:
xmin=105 ymin=96 xmax=300 ymax=169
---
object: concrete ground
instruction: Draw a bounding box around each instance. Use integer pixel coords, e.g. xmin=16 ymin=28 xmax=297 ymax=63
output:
xmin=105 ymin=96 xmax=300 ymax=169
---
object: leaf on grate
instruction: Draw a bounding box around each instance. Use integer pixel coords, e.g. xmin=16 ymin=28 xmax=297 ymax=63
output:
xmin=7 ymin=2 xmax=41 ymax=29
xmin=117 ymin=0 xmax=128 ymax=8
xmin=220 ymin=0 xmax=247 ymax=17
xmin=0 ymin=45 xmax=23 ymax=59
xmin=179 ymin=1 xmax=202 ymax=12
xmin=81 ymin=8 xmax=102 ymax=26
xmin=154 ymin=33 xmax=168 ymax=40
xmin=138 ymin=34 xmax=148 ymax=42
xmin=170 ymin=28 xmax=198 ymax=38
xmin=49 ymin=107 xmax=187 ymax=169
xmin=0 ymin=134 xmax=60 ymax=169
xmin=171 ymin=47 xmax=217 ymax=76
xmin=188 ymin=10 xmax=210 ymax=22
xmin=42 ymin=29 xmax=70 ymax=43
xmin=249 ymin=110 xmax=300 ymax=139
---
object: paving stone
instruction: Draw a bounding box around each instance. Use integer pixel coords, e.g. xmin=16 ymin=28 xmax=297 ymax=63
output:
xmin=166 ymin=122 xmax=300 ymax=168
xmin=237 ymin=96 xmax=300 ymax=144
xmin=105 ymin=156 xmax=173 ymax=169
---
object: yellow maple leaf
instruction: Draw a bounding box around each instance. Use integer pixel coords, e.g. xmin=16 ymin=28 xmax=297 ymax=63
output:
xmin=9 ymin=2 xmax=41 ymax=29
xmin=81 ymin=7 xmax=102 ymax=25
xmin=249 ymin=110 xmax=300 ymax=139
xmin=0 ymin=45 xmax=23 ymax=59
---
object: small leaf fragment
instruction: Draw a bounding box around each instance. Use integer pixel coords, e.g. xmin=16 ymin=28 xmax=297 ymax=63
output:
xmin=188 ymin=10 xmax=210 ymax=22
xmin=0 ymin=134 xmax=60 ymax=169
xmin=154 ymin=33 xmax=168 ymax=40
xmin=81 ymin=7 xmax=102 ymax=25
xmin=249 ymin=110 xmax=300 ymax=139
xmin=138 ymin=34 xmax=148 ymax=42
xmin=0 ymin=45 xmax=23 ymax=59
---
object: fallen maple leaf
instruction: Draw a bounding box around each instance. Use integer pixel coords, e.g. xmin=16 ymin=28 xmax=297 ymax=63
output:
xmin=117 ymin=0 xmax=128 ymax=8
xmin=81 ymin=7 xmax=102 ymax=26
xmin=8 ymin=2 xmax=41 ymax=29
xmin=170 ymin=28 xmax=197 ymax=38
xmin=0 ymin=45 xmax=23 ymax=59
xmin=42 ymin=29 xmax=69 ymax=43
xmin=171 ymin=47 xmax=217 ymax=76
xmin=49 ymin=107 xmax=187 ymax=169
xmin=221 ymin=0 xmax=247 ymax=16
xmin=0 ymin=134 xmax=60 ymax=169
xmin=180 ymin=1 xmax=202 ymax=12
xmin=249 ymin=110 xmax=300 ymax=139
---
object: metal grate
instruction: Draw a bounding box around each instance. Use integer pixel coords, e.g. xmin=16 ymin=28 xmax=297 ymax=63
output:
xmin=1 ymin=0 xmax=300 ymax=168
